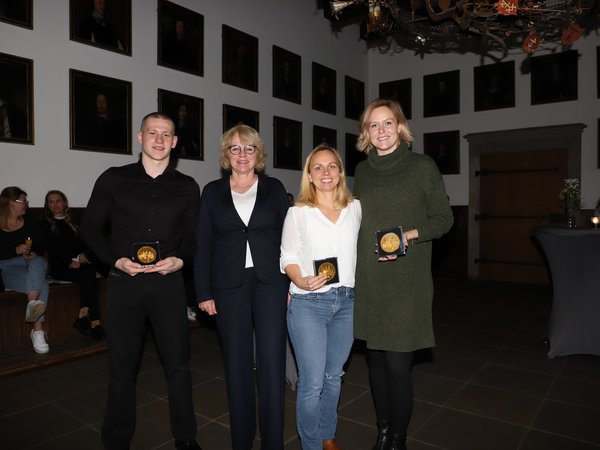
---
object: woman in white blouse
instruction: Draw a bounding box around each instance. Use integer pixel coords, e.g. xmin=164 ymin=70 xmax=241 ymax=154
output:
xmin=281 ymin=145 xmax=361 ymax=450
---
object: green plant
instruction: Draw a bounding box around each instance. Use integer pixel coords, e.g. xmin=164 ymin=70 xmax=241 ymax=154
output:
xmin=559 ymin=178 xmax=581 ymax=211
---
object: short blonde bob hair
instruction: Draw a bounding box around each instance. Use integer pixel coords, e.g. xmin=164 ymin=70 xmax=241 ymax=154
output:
xmin=219 ymin=124 xmax=266 ymax=172
xmin=297 ymin=145 xmax=354 ymax=210
xmin=356 ymin=98 xmax=413 ymax=154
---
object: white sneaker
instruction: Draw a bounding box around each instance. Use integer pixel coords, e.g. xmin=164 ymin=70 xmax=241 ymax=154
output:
xmin=186 ymin=306 xmax=197 ymax=321
xmin=25 ymin=300 xmax=46 ymax=323
xmin=31 ymin=329 xmax=49 ymax=354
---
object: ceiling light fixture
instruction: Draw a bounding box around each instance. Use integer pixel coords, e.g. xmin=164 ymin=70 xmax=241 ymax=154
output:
xmin=328 ymin=0 xmax=600 ymax=56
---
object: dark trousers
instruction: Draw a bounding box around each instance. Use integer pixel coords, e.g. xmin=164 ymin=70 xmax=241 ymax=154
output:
xmin=52 ymin=263 xmax=101 ymax=321
xmin=214 ymin=268 xmax=288 ymax=450
xmin=366 ymin=349 xmax=414 ymax=439
xmin=101 ymin=270 xmax=196 ymax=450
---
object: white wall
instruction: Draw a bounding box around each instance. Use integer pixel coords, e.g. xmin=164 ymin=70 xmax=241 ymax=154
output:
xmin=0 ymin=0 xmax=367 ymax=206
xmin=1 ymin=1 xmax=598 ymax=209
xmin=368 ymin=37 xmax=600 ymax=208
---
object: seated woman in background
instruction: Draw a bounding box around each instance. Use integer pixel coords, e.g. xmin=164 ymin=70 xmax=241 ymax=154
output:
xmin=41 ymin=190 xmax=104 ymax=340
xmin=0 ymin=186 xmax=50 ymax=354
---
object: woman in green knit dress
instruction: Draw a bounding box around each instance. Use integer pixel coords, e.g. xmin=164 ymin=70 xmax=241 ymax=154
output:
xmin=353 ymin=99 xmax=453 ymax=450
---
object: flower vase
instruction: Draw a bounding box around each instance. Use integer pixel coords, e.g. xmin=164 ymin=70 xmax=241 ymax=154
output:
xmin=565 ymin=204 xmax=576 ymax=228
xmin=559 ymin=179 xmax=580 ymax=229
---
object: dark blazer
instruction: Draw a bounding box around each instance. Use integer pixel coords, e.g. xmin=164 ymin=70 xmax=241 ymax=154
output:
xmin=193 ymin=174 xmax=289 ymax=301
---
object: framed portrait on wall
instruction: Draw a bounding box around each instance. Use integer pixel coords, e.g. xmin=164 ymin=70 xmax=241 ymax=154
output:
xmin=474 ymin=61 xmax=515 ymax=111
xmin=345 ymin=76 xmax=364 ymax=120
xmin=313 ymin=125 xmax=337 ymax=148
xmin=69 ymin=0 xmax=131 ymax=55
xmin=70 ymin=69 xmax=131 ymax=154
xmin=531 ymin=50 xmax=578 ymax=105
xmin=273 ymin=45 xmax=301 ymax=104
xmin=157 ymin=0 xmax=203 ymax=76
xmin=423 ymin=130 xmax=460 ymax=175
xmin=158 ymin=89 xmax=203 ymax=160
xmin=222 ymin=104 xmax=259 ymax=132
xmin=344 ymin=133 xmax=365 ymax=177
xmin=312 ymin=62 xmax=336 ymax=115
xmin=0 ymin=0 xmax=32 ymax=28
xmin=222 ymin=24 xmax=258 ymax=92
xmin=423 ymin=70 xmax=460 ymax=117
xmin=379 ymin=78 xmax=411 ymax=119
xmin=273 ymin=116 xmax=302 ymax=171
xmin=0 ymin=52 xmax=33 ymax=144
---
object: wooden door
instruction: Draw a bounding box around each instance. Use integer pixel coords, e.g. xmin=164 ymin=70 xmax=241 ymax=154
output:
xmin=477 ymin=149 xmax=568 ymax=284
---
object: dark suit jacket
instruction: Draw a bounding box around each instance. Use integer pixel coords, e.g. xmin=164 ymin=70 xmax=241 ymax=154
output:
xmin=193 ymin=174 xmax=289 ymax=301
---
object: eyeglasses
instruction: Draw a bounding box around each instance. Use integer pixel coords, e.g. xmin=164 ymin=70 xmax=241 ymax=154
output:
xmin=228 ymin=145 xmax=256 ymax=155
xmin=14 ymin=199 xmax=28 ymax=205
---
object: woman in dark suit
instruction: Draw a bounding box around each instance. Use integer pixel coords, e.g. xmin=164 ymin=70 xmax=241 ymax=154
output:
xmin=194 ymin=124 xmax=289 ymax=450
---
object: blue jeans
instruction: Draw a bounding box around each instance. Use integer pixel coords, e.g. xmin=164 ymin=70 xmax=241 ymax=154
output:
xmin=0 ymin=256 xmax=49 ymax=322
xmin=287 ymin=286 xmax=355 ymax=450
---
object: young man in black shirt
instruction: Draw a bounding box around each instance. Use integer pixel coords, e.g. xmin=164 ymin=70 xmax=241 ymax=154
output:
xmin=81 ymin=112 xmax=201 ymax=450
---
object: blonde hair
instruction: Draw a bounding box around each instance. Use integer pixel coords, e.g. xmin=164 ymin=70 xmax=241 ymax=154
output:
xmin=140 ymin=112 xmax=175 ymax=133
xmin=44 ymin=190 xmax=78 ymax=234
xmin=356 ymin=98 xmax=413 ymax=154
xmin=219 ymin=124 xmax=266 ymax=172
xmin=297 ymin=145 xmax=354 ymax=210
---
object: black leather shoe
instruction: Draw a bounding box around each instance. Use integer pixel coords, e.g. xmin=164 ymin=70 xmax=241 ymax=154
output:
xmin=373 ymin=422 xmax=390 ymax=450
xmin=389 ymin=432 xmax=407 ymax=450
xmin=90 ymin=325 xmax=106 ymax=341
xmin=73 ymin=317 xmax=91 ymax=336
xmin=175 ymin=440 xmax=202 ymax=450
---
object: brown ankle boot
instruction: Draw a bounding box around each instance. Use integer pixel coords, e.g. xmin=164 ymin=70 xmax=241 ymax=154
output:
xmin=323 ymin=439 xmax=342 ymax=450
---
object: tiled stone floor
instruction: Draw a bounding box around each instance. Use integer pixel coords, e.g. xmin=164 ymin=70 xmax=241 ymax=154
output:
xmin=1 ymin=280 xmax=599 ymax=449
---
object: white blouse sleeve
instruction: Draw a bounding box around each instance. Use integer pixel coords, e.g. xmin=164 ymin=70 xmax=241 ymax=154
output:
xmin=280 ymin=207 xmax=304 ymax=274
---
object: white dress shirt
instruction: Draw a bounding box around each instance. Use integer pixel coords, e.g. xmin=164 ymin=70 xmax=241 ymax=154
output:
xmin=231 ymin=179 xmax=258 ymax=268
xmin=280 ymin=200 xmax=361 ymax=294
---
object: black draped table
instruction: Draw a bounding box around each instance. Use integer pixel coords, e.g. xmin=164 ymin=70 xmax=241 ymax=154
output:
xmin=533 ymin=227 xmax=600 ymax=358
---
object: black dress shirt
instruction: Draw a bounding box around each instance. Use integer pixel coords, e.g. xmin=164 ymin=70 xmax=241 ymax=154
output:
xmin=80 ymin=161 xmax=200 ymax=268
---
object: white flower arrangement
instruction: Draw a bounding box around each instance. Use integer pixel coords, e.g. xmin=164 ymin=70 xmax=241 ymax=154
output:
xmin=559 ymin=178 xmax=581 ymax=210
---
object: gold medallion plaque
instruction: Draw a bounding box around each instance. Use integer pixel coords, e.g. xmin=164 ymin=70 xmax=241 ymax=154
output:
xmin=132 ymin=241 xmax=161 ymax=266
xmin=375 ymin=227 xmax=406 ymax=257
xmin=137 ymin=246 xmax=157 ymax=264
xmin=380 ymin=232 xmax=401 ymax=253
xmin=317 ymin=261 xmax=336 ymax=281
xmin=313 ymin=257 xmax=339 ymax=285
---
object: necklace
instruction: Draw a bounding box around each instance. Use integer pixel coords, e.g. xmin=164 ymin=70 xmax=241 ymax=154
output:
xmin=318 ymin=205 xmax=341 ymax=223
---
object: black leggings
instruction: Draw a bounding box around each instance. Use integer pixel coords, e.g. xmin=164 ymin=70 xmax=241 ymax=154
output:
xmin=52 ymin=263 xmax=101 ymax=321
xmin=366 ymin=349 xmax=414 ymax=437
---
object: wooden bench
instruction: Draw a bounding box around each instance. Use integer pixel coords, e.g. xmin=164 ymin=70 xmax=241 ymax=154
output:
xmin=0 ymin=279 xmax=108 ymax=377
xmin=0 ymin=281 xmax=106 ymax=353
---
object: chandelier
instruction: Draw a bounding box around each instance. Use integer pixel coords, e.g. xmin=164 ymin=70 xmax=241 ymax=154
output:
xmin=328 ymin=0 xmax=600 ymax=55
